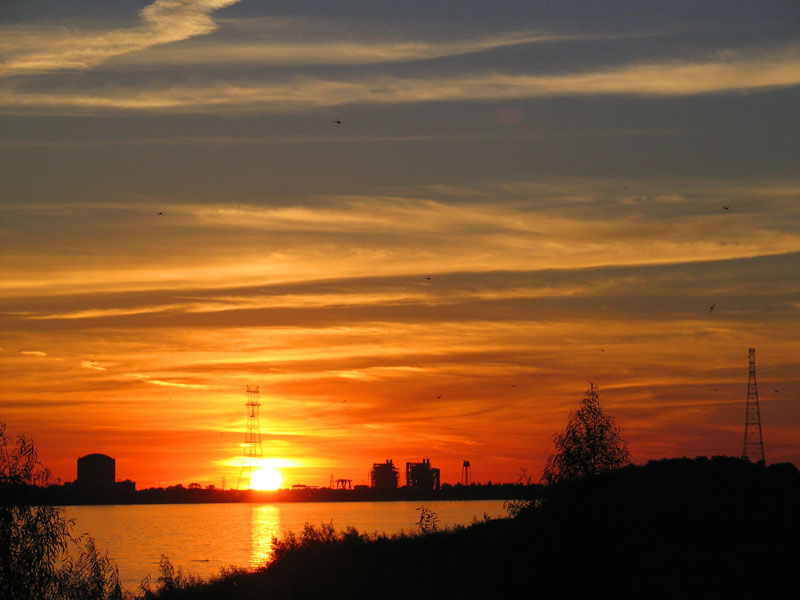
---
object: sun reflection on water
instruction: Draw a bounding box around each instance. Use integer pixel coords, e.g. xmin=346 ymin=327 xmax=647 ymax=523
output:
xmin=251 ymin=504 xmax=281 ymax=567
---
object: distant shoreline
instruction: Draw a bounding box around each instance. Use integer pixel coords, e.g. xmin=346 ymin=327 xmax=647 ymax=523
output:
xmin=21 ymin=481 xmax=539 ymax=506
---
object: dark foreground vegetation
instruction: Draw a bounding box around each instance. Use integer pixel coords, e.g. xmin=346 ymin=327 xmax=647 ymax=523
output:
xmin=135 ymin=456 xmax=800 ymax=600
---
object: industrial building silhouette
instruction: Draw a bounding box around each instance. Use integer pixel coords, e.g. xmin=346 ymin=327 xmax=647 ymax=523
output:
xmin=76 ymin=453 xmax=135 ymax=494
xmin=405 ymin=458 xmax=441 ymax=491
xmin=370 ymin=459 xmax=399 ymax=490
xmin=77 ymin=453 xmax=115 ymax=487
xmin=370 ymin=458 xmax=441 ymax=491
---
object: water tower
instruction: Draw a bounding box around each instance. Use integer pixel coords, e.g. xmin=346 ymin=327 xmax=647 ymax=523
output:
xmin=461 ymin=460 xmax=472 ymax=485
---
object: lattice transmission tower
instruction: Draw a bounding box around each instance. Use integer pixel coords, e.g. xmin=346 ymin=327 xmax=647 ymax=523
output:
xmin=742 ymin=348 xmax=766 ymax=464
xmin=237 ymin=385 xmax=263 ymax=489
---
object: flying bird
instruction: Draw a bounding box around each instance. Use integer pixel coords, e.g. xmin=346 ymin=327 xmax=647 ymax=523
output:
xmin=722 ymin=206 xmax=730 ymax=210
xmin=424 ymin=276 xmax=431 ymax=281
xmin=332 ymin=118 xmax=342 ymax=124
xmin=158 ymin=212 xmax=164 ymax=215
xmin=708 ymin=302 xmax=716 ymax=314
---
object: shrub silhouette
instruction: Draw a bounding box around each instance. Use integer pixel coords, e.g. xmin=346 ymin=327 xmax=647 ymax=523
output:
xmin=415 ymin=505 xmax=439 ymax=534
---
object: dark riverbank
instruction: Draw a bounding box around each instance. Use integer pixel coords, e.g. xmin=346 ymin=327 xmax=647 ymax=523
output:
xmin=140 ymin=456 xmax=800 ymax=599
xmin=16 ymin=481 xmax=538 ymax=506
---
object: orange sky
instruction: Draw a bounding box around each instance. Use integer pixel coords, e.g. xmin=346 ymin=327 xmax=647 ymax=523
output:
xmin=2 ymin=181 xmax=798 ymax=488
xmin=1 ymin=1 xmax=799 ymax=489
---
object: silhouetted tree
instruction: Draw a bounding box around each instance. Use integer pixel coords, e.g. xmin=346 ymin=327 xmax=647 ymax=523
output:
xmin=542 ymin=383 xmax=629 ymax=485
xmin=0 ymin=423 xmax=124 ymax=600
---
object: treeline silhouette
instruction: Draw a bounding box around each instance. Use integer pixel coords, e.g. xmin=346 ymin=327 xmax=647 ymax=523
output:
xmin=139 ymin=456 xmax=800 ymax=600
xmin=19 ymin=480 xmax=537 ymax=506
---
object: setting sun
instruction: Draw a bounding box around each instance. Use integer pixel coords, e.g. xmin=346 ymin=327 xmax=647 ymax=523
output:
xmin=250 ymin=466 xmax=283 ymax=491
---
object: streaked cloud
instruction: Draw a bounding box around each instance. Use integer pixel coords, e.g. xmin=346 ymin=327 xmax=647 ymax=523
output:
xmin=3 ymin=44 xmax=800 ymax=115
xmin=1 ymin=178 xmax=798 ymax=298
xmin=0 ymin=0 xmax=241 ymax=75
xmin=146 ymin=378 xmax=209 ymax=390
xmin=107 ymin=28 xmax=620 ymax=68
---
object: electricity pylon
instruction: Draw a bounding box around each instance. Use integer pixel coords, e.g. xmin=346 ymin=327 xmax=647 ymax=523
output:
xmin=742 ymin=348 xmax=766 ymax=464
xmin=237 ymin=385 xmax=263 ymax=489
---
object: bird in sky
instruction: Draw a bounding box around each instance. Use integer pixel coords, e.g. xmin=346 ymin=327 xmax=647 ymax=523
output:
xmin=722 ymin=206 xmax=730 ymax=210
xmin=332 ymin=118 xmax=342 ymax=124
xmin=424 ymin=276 xmax=431 ymax=281
xmin=158 ymin=212 xmax=164 ymax=215
xmin=708 ymin=302 xmax=716 ymax=314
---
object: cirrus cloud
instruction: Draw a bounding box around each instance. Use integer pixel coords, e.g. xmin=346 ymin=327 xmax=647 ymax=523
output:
xmin=0 ymin=0 xmax=241 ymax=75
xmin=2 ymin=45 xmax=799 ymax=115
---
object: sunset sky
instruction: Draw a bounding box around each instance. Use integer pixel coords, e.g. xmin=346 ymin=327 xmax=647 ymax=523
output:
xmin=1 ymin=1 xmax=799 ymax=489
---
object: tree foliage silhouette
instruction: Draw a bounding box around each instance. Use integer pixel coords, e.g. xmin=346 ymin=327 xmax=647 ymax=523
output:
xmin=0 ymin=423 xmax=124 ymax=600
xmin=542 ymin=383 xmax=630 ymax=485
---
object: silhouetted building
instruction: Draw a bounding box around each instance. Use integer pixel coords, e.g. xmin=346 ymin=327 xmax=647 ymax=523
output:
xmin=406 ymin=459 xmax=440 ymax=491
xmin=371 ymin=459 xmax=399 ymax=490
xmin=76 ymin=454 xmax=136 ymax=495
xmin=77 ymin=453 xmax=115 ymax=488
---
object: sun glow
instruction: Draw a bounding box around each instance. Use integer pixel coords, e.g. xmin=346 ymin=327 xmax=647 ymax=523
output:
xmin=250 ymin=466 xmax=283 ymax=491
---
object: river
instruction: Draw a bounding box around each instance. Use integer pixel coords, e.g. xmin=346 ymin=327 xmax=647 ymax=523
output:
xmin=67 ymin=500 xmax=508 ymax=590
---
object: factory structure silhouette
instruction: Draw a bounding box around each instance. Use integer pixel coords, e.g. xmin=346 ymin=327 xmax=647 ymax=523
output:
xmin=39 ymin=450 xmax=496 ymax=506
xmin=67 ymin=387 xmax=455 ymax=498
xmin=35 ymin=347 xmax=765 ymax=506
xmin=70 ymin=453 xmax=447 ymax=495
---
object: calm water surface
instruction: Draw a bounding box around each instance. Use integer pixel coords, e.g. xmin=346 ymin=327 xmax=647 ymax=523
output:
xmin=67 ymin=500 xmax=507 ymax=589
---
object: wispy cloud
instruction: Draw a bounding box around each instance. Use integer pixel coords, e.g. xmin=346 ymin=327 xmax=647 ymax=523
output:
xmin=146 ymin=379 xmax=209 ymax=390
xmin=0 ymin=0 xmax=241 ymax=75
xmin=107 ymin=28 xmax=617 ymax=68
xmin=1 ymin=178 xmax=799 ymax=296
xmin=2 ymin=6 xmax=661 ymax=77
xmin=3 ymin=44 xmax=798 ymax=114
